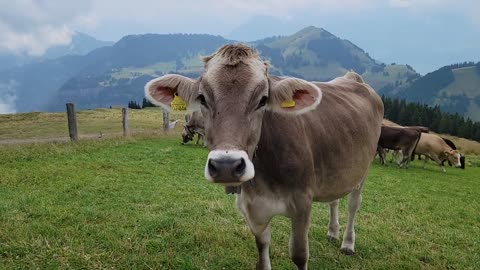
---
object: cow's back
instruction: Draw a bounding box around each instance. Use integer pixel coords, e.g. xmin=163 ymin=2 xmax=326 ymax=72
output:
xmin=255 ymin=77 xmax=383 ymax=202
xmin=416 ymin=133 xmax=449 ymax=155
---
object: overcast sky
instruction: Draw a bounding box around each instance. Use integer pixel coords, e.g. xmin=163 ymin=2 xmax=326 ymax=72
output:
xmin=0 ymin=0 xmax=479 ymax=74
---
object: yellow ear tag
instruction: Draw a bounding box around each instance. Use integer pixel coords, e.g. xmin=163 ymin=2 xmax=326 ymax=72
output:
xmin=171 ymin=94 xmax=187 ymax=111
xmin=281 ymin=100 xmax=296 ymax=108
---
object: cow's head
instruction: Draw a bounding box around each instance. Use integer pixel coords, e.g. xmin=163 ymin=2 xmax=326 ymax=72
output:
xmin=145 ymin=44 xmax=322 ymax=185
xmin=446 ymin=149 xmax=461 ymax=168
xmin=181 ymin=125 xmax=194 ymax=144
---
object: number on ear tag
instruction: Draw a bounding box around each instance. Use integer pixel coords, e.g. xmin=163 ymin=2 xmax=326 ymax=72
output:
xmin=281 ymin=100 xmax=296 ymax=108
xmin=171 ymin=94 xmax=187 ymax=111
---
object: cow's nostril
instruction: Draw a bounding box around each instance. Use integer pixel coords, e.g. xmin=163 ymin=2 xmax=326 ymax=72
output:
xmin=208 ymin=159 xmax=218 ymax=177
xmin=234 ymin=158 xmax=246 ymax=177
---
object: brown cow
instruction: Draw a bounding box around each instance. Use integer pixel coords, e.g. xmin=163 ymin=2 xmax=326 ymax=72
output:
xmin=145 ymin=44 xmax=383 ymax=269
xmin=377 ymin=126 xmax=421 ymax=168
xmin=182 ymin=111 xmax=206 ymax=146
xmin=414 ymin=133 xmax=461 ymax=172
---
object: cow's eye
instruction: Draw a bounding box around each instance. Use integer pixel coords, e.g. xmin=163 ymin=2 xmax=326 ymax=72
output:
xmin=257 ymin=96 xmax=268 ymax=110
xmin=198 ymin=95 xmax=207 ymax=107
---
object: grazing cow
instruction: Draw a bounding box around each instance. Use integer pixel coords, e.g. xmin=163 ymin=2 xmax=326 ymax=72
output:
xmin=389 ymin=126 xmax=429 ymax=162
xmin=182 ymin=111 xmax=206 ymax=146
xmin=407 ymin=126 xmax=429 ymax=160
xmin=414 ymin=133 xmax=461 ymax=172
xmin=440 ymin=137 xmax=465 ymax=169
xmin=377 ymin=126 xmax=421 ymax=167
xmin=145 ymin=44 xmax=384 ymax=269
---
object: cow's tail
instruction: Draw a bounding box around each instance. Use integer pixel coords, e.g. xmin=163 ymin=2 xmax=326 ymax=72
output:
xmin=410 ymin=130 xmax=422 ymax=161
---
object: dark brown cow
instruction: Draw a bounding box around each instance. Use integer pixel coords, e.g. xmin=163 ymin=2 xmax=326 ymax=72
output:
xmin=145 ymin=44 xmax=383 ymax=269
xmin=182 ymin=111 xmax=205 ymax=146
xmin=404 ymin=126 xmax=429 ymax=161
xmin=377 ymin=126 xmax=421 ymax=167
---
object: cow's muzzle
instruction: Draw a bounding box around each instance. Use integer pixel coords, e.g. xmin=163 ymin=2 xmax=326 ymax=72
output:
xmin=205 ymin=150 xmax=255 ymax=185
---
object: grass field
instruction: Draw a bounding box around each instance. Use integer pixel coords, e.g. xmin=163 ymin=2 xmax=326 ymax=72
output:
xmin=1 ymin=137 xmax=479 ymax=269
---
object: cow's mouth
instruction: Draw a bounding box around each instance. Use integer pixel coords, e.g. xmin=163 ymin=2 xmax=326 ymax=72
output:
xmin=204 ymin=150 xmax=255 ymax=184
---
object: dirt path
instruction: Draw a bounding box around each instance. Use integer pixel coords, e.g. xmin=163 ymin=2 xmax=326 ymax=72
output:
xmin=0 ymin=130 xmax=179 ymax=145
xmin=0 ymin=134 xmax=102 ymax=145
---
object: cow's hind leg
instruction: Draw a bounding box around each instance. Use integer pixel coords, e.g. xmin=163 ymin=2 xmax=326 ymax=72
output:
xmin=289 ymin=204 xmax=312 ymax=270
xmin=377 ymin=146 xmax=386 ymax=165
xmin=402 ymin=145 xmax=416 ymax=168
xmin=326 ymin=199 xmax=340 ymax=241
xmin=341 ymin=182 xmax=364 ymax=255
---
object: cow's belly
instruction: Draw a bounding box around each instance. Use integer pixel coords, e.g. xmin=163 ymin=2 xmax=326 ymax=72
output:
xmin=308 ymin=134 xmax=375 ymax=202
xmin=311 ymin=163 xmax=370 ymax=202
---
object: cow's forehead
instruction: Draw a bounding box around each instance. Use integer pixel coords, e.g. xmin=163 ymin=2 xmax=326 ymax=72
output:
xmin=202 ymin=58 xmax=267 ymax=95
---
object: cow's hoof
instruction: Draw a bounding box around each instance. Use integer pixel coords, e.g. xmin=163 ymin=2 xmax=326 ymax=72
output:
xmin=326 ymin=235 xmax=339 ymax=242
xmin=340 ymin=247 xmax=355 ymax=256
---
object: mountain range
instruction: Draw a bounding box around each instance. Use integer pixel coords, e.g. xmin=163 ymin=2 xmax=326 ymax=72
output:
xmin=380 ymin=62 xmax=480 ymax=121
xmin=0 ymin=26 xmax=478 ymax=121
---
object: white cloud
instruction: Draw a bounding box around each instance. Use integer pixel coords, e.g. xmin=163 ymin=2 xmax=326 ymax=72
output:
xmin=0 ymin=0 xmax=478 ymax=55
xmin=0 ymin=80 xmax=17 ymax=114
xmin=0 ymin=0 xmax=92 ymax=56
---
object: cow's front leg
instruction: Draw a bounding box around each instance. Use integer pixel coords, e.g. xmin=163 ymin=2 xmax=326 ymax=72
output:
xmin=243 ymin=216 xmax=272 ymax=270
xmin=289 ymin=205 xmax=312 ymax=270
xmin=341 ymin=183 xmax=364 ymax=255
xmin=238 ymin=197 xmax=273 ymax=270
xmin=326 ymin=199 xmax=340 ymax=241
xmin=431 ymin=155 xmax=446 ymax=172
xmin=254 ymin=223 xmax=272 ymax=270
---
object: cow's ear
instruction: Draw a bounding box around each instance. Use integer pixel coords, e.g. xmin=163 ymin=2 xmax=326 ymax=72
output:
xmin=267 ymin=77 xmax=322 ymax=115
xmin=145 ymin=74 xmax=199 ymax=112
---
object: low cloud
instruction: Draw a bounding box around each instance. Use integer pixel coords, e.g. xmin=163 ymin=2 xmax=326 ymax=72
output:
xmin=0 ymin=80 xmax=17 ymax=114
xmin=0 ymin=0 xmax=92 ymax=56
xmin=219 ymin=0 xmax=379 ymax=17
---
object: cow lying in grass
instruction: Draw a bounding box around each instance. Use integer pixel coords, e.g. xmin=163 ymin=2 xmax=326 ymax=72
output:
xmin=145 ymin=44 xmax=383 ymax=269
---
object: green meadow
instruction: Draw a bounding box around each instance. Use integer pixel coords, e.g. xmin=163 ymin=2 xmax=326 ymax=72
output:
xmin=1 ymin=137 xmax=479 ymax=269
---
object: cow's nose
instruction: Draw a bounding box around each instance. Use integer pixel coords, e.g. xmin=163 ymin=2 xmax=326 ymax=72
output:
xmin=207 ymin=158 xmax=246 ymax=182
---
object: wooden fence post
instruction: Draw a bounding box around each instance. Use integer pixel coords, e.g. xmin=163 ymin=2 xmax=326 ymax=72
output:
xmin=163 ymin=110 xmax=170 ymax=134
xmin=66 ymin=103 xmax=78 ymax=141
xmin=122 ymin=107 xmax=129 ymax=136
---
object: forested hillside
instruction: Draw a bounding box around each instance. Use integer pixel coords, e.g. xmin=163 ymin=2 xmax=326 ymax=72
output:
xmin=382 ymin=95 xmax=480 ymax=141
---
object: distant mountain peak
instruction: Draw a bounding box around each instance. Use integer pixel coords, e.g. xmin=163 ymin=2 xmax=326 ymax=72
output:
xmin=297 ymin=25 xmax=327 ymax=34
xmin=289 ymin=25 xmax=336 ymax=40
